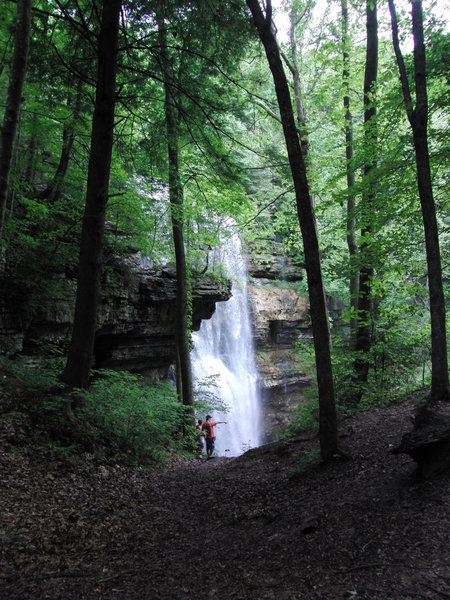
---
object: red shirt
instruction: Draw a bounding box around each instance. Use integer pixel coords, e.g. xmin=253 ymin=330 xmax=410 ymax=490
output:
xmin=203 ymin=420 xmax=218 ymax=438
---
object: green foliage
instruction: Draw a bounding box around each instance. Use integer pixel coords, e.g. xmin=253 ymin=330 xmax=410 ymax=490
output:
xmin=0 ymin=358 xmax=200 ymax=466
xmin=284 ymin=399 xmax=320 ymax=437
xmin=287 ymin=289 xmax=441 ymax=422
xmin=290 ymin=449 xmax=321 ymax=476
xmin=80 ymin=371 xmax=185 ymax=464
xmin=106 ymin=174 xmax=173 ymax=263
xmin=0 ymin=354 xmax=62 ymax=394
xmin=0 ymin=4 xmax=16 ymax=80
xmin=191 ymin=262 xmax=230 ymax=290
xmin=0 ymin=0 xmax=448 ymax=460
xmin=193 ymin=374 xmax=229 ymax=418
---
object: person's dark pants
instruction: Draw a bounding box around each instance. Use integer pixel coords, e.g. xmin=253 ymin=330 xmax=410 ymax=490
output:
xmin=206 ymin=437 xmax=215 ymax=457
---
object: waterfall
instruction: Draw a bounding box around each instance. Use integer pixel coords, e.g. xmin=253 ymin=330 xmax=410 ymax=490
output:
xmin=191 ymin=228 xmax=261 ymax=457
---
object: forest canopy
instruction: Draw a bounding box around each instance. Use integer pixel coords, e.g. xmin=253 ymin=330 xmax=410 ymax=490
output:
xmin=0 ymin=0 xmax=448 ymax=461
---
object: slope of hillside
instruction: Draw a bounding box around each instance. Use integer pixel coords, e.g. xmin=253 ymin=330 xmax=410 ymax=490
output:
xmin=1 ymin=383 xmax=449 ymax=599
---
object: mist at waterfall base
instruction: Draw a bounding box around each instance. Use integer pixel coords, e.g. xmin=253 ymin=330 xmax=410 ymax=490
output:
xmin=191 ymin=233 xmax=261 ymax=458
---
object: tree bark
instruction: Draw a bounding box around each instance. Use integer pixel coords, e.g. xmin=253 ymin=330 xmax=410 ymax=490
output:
xmin=156 ymin=2 xmax=194 ymax=410
xmin=388 ymin=0 xmax=449 ymax=403
xmin=0 ymin=0 xmax=32 ymax=241
xmin=288 ymin=3 xmax=309 ymax=159
xmin=246 ymin=0 xmax=338 ymax=461
xmin=61 ymin=0 xmax=121 ymax=389
xmin=25 ymin=110 xmax=37 ymax=184
xmin=341 ymin=0 xmax=358 ymax=336
xmin=40 ymin=78 xmax=83 ymax=204
xmin=353 ymin=0 xmax=378 ymax=399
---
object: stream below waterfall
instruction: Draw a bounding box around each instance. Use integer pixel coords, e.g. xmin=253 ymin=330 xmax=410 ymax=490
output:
xmin=191 ymin=229 xmax=261 ymax=457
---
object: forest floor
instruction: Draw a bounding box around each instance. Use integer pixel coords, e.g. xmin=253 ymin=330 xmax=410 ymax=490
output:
xmin=1 ymin=381 xmax=450 ymax=599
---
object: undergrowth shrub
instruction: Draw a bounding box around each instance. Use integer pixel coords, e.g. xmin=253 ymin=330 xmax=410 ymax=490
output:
xmin=278 ymin=340 xmax=319 ymax=438
xmin=0 ymin=358 xmax=200 ymax=464
xmin=284 ymin=322 xmax=434 ymax=437
xmin=80 ymin=370 xmax=186 ymax=464
xmin=0 ymin=354 xmax=62 ymax=395
xmin=290 ymin=449 xmax=321 ymax=476
xmin=282 ymin=394 xmax=319 ymax=438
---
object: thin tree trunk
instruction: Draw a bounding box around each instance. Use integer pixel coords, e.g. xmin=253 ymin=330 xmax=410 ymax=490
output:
xmin=40 ymin=78 xmax=83 ymax=204
xmin=341 ymin=0 xmax=358 ymax=336
xmin=353 ymin=0 xmax=378 ymax=399
xmin=156 ymin=3 xmax=194 ymax=409
xmin=388 ymin=0 xmax=449 ymax=402
xmin=0 ymin=32 xmax=14 ymax=80
xmin=61 ymin=0 xmax=121 ymax=390
xmin=288 ymin=4 xmax=309 ymax=159
xmin=246 ymin=0 xmax=338 ymax=461
xmin=25 ymin=110 xmax=37 ymax=183
xmin=8 ymin=108 xmax=22 ymax=224
xmin=0 ymin=0 xmax=32 ymax=241
xmin=26 ymin=12 xmax=47 ymax=197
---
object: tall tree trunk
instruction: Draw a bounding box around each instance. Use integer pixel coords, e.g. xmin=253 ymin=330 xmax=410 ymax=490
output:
xmin=288 ymin=3 xmax=309 ymax=159
xmin=246 ymin=0 xmax=338 ymax=461
xmin=388 ymin=0 xmax=449 ymax=403
xmin=0 ymin=0 xmax=32 ymax=241
xmin=156 ymin=3 xmax=194 ymax=409
xmin=61 ymin=0 xmax=121 ymax=389
xmin=341 ymin=0 xmax=358 ymax=337
xmin=353 ymin=0 xmax=378 ymax=400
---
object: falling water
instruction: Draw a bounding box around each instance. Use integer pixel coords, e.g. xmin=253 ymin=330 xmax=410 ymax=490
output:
xmin=191 ymin=228 xmax=261 ymax=457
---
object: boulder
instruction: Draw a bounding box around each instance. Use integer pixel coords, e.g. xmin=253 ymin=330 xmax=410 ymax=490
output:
xmin=392 ymin=407 xmax=450 ymax=478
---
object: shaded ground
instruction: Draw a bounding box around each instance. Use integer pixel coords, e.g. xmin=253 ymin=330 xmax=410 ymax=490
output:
xmin=1 ymin=391 xmax=449 ymax=599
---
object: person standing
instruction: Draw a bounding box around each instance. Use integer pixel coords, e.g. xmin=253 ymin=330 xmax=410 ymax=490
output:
xmin=203 ymin=415 xmax=227 ymax=459
xmin=196 ymin=419 xmax=205 ymax=458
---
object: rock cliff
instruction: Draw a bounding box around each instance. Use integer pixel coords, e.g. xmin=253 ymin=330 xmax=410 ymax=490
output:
xmin=0 ymin=243 xmax=323 ymax=441
xmin=245 ymin=249 xmax=312 ymax=440
xmin=94 ymin=256 xmax=231 ymax=379
xmin=0 ymin=254 xmax=231 ymax=379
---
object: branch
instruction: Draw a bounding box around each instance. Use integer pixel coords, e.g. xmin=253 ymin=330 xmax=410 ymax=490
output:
xmin=253 ymin=98 xmax=282 ymax=124
xmin=128 ymin=41 xmax=273 ymax=108
xmin=241 ymin=186 xmax=294 ymax=229
xmin=387 ymin=0 xmax=414 ymax=122
xmin=5 ymin=0 xmax=93 ymax=47
xmin=52 ymin=42 xmax=96 ymax=87
xmin=52 ymin=0 xmax=96 ymax=44
xmin=296 ymin=3 xmax=311 ymax=28
xmin=118 ymin=61 xmax=267 ymax=159
xmin=280 ymin=49 xmax=295 ymax=77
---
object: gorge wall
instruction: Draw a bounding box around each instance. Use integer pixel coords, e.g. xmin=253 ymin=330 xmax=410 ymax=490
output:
xmin=0 ymin=254 xmax=231 ymax=380
xmin=0 ymin=245 xmax=317 ymax=441
xmin=245 ymin=245 xmax=311 ymax=440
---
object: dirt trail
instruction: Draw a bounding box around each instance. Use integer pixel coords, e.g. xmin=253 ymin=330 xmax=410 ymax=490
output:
xmin=1 ymin=397 xmax=449 ymax=599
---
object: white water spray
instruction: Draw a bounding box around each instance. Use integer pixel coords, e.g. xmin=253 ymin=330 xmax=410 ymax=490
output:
xmin=191 ymin=228 xmax=261 ymax=457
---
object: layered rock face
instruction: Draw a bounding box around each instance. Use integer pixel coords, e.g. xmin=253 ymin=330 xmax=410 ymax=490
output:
xmin=0 ymin=254 xmax=231 ymax=379
xmin=245 ymin=248 xmax=312 ymax=440
xmin=94 ymin=256 xmax=231 ymax=379
xmin=1 ymin=243 xmax=317 ymax=441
